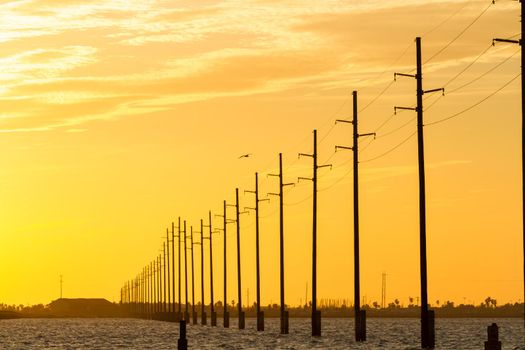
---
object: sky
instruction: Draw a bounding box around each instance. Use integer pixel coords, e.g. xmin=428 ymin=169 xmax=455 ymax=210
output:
xmin=0 ymin=0 xmax=522 ymax=308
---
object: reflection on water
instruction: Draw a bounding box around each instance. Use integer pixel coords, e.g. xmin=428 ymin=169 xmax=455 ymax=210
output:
xmin=0 ymin=317 xmax=523 ymax=349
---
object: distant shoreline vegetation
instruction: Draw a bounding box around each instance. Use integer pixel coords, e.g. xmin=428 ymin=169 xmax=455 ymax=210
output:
xmin=0 ymin=298 xmax=523 ymax=319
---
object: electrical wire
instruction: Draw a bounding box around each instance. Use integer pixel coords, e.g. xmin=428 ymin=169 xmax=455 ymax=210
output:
xmin=424 ymin=1 xmax=493 ymax=64
xmin=447 ymin=48 xmax=520 ymax=94
xmin=426 ymin=73 xmax=521 ymax=126
xmin=422 ymin=0 xmax=476 ymax=37
xmin=360 ymin=131 xmax=417 ymax=163
xmin=443 ymin=43 xmax=493 ymax=88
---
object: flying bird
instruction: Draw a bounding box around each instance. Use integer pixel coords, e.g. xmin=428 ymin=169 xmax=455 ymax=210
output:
xmin=238 ymin=153 xmax=252 ymax=159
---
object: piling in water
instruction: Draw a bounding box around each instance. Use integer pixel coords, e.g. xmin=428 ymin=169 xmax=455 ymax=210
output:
xmin=224 ymin=311 xmax=230 ymax=328
xmin=484 ymin=323 xmax=502 ymax=350
xmin=178 ymin=320 xmax=188 ymax=350
xmin=257 ymin=311 xmax=264 ymax=331
xmin=281 ymin=310 xmax=289 ymax=334
xmin=211 ymin=311 xmax=217 ymax=327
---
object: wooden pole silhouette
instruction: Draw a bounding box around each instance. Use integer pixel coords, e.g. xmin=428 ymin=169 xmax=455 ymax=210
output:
xmin=269 ymin=154 xmax=295 ymax=334
xmin=191 ymin=226 xmax=196 ymax=325
xmin=299 ymin=129 xmax=330 ymax=336
xmin=336 ymin=91 xmax=375 ymax=341
xmin=178 ymin=218 xmax=182 ymax=320
xmin=163 ymin=242 xmax=167 ymax=314
xmin=200 ymin=219 xmax=207 ymax=325
xmin=246 ymin=172 xmax=271 ymax=331
xmin=167 ymin=228 xmax=171 ymax=315
xmin=207 ymin=211 xmax=217 ymax=326
xmin=184 ymin=221 xmax=189 ymax=322
xmin=494 ymin=2 xmax=525 ymax=329
xmin=235 ymin=188 xmax=246 ymax=330
xmin=158 ymin=255 xmax=161 ymax=317
xmin=171 ymin=222 xmax=176 ymax=319
xmin=222 ymin=200 xmax=229 ymax=328
xmin=395 ymin=37 xmax=442 ymax=348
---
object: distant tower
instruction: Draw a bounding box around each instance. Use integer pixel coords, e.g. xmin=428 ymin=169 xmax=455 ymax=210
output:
xmin=60 ymin=275 xmax=63 ymax=299
xmin=381 ymin=272 xmax=386 ymax=309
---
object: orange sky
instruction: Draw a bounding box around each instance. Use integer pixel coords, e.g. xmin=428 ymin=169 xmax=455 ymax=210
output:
xmin=0 ymin=0 xmax=522 ymax=308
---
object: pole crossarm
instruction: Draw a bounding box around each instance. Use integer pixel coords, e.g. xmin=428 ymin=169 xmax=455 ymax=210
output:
xmin=335 ymin=119 xmax=353 ymax=124
xmin=298 ymin=153 xmax=314 ymax=158
xmin=298 ymin=176 xmax=313 ymax=182
xmin=423 ymin=87 xmax=445 ymax=95
xmin=394 ymin=106 xmax=417 ymax=114
xmin=394 ymin=72 xmax=416 ymax=80
xmin=318 ymin=164 xmax=332 ymax=170
xmin=335 ymin=145 xmax=353 ymax=151
xmin=493 ymin=38 xmax=521 ymax=45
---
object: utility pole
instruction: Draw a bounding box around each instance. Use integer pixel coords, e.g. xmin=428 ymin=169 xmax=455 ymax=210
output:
xmin=245 ymin=172 xmax=271 ymax=331
xmin=395 ymin=37 xmax=442 ymax=349
xmin=199 ymin=219 xmax=207 ymax=325
xmin=60 ymin=275 xmax=63 ymax=299
xmin=158 ymin=255 xmax=162 ymax=317
xmin=203 ymin=211 xmax=217 ymax=326
xmin=233 ymin=188 xmax=248 ymax=330
xmin=299 ymin=129 xmax=331 ymax=337
xmin=151 ymin=262 xmax=155 ymax=316
xmin=269 ymin=154 xmax=295 ymax=334
xmin=163 ymin=242 xmax=167 ymax=315
xmin=171 ymin=222 xmax=176 ymax=320
xmin=215 ymin=201 xmax=230 ymax=328
xmin=191 ymin=226 xmax=197 ymax=325
xmin=166 ymin=228 xmax=171 ymax=316
xmin=177 ymin=218 xmax=182 ymax=321
xmin=493 ymin=1 xmax=524 ymax=329
xmin=184 ymin=220 xmax=189 ymax=322
xmin=336 ymin=90 xmax=375 ymax=342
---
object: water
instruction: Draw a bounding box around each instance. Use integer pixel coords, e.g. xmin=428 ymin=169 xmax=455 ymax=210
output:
xmin=0 ymin=318 xmax=523 ymax=349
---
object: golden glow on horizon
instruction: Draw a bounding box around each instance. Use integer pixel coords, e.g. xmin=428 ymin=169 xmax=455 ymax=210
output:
xmin=0 ymin=0 xmax=522 ymax=308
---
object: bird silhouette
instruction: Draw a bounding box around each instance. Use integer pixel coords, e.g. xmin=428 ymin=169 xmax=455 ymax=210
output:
xmin=238 ymin=153 xmax=252 ymax=159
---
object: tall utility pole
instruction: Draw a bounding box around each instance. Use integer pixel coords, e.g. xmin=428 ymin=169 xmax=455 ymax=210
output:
xmin=336 ymin=91 xmax=375 ymax=342
xmin=494 ymin=2 xmax=524 ymax=328
xmin=184 ymin=220 xmax=189 ymax=322
xmin=234 ymin=188 xmax=248 ymax=330
xmin=269 ymin=154 xmax=295 ymax=334
xmin=171 ymin=222 xmax=176 ymax=320
xmin=395 ymin=37 xmax=442 ymax=349
xmin=163 ymin=242 xmax=167 ymax=315
xmin=199 ymin=219 xmax=207 ymax=325
xmin=299 ymin=129 xmax=331 ymax=337
xmin=246 ymin=172 xmax=270 ymax=331
xmin=203 ymin=211 xmax=217 ymax=326
xmin=191 ymin=226 xmax=197 ymax=325
xmin=157 ymin=255 xmax=162 ymax=317
xmin=151 ymin=262 xmax=154 ymax=317
xmin=177 ymin=218 xmax=182 ymax=320
xmin=151 ymin=261 xmax=157 ymax=319
xmin=216 ymin=200 xmax=230 ymax=328
xmin=166 ymin=228 xmax=171 ymax=316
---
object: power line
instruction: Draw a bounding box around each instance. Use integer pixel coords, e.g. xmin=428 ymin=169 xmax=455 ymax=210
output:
xmin=360 ymin=131 xmax=417 ymax=163
xmin=376 ymin=117 xmax=416 ymax=139
xmin=443 ymin=43 xmax=493 ymax=88
xmin=426 ymin=72 xmax=521 ymax=126
xmin=424 ymin=1 xmax=494 ymax=64
xmin=422 ymin=0 xmax=476 ymax=37
xmin=447 ymin=48 xmax=520 ymax=94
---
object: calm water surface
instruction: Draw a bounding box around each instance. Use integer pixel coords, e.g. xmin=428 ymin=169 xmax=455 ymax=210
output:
xmin=0 ymin=318 xmax=523 ymax=349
